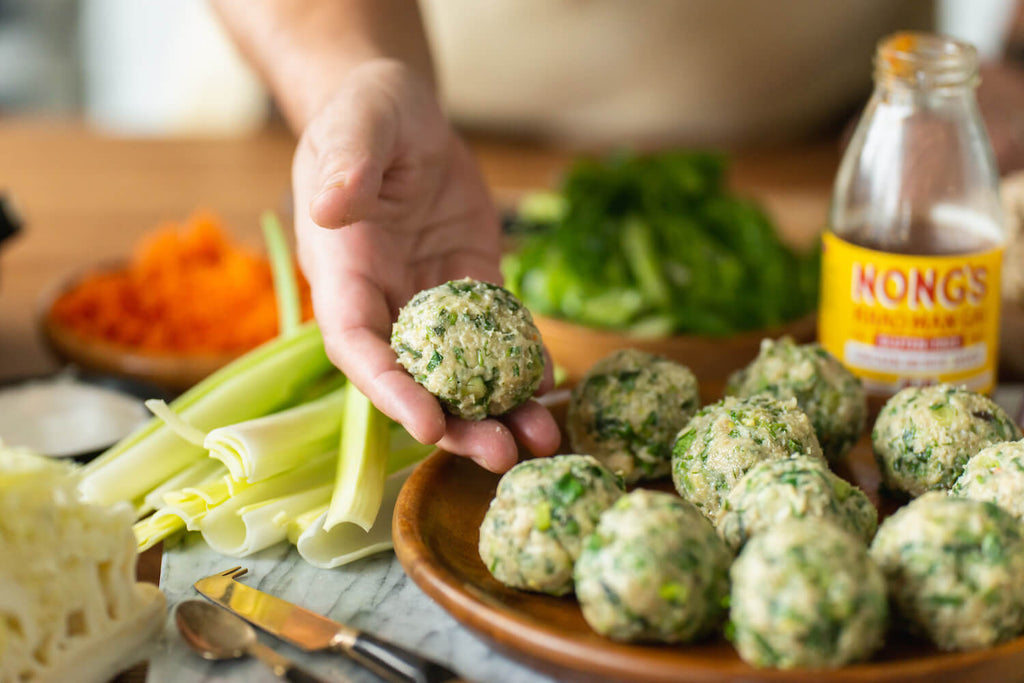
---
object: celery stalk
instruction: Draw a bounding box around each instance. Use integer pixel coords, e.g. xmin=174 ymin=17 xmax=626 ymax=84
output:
xmin=79 ymin=322 xmax=332 ymax=506
xmin=285 ymin=429 xmax=431 ymax=542
xmin=324 ymin=383 xmax=390 ymax=532
xmin=295 ymin=465 xmax=416 ymax=569
xmin=261 ymin=211 xmax=302 ymax=337
xmin=289 ymin=431 xmax=433 ymax=567
xmin=205 ymin=385 xmax=346 ymax=482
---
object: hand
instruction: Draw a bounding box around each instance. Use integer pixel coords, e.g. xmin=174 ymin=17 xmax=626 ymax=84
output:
xmin=292 ymin=59 xmax=559 ymax=472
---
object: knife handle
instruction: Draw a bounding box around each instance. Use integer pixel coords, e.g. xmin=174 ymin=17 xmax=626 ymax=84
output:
xmin=347 ymin=632 xmax=466 ymax=683
xmin=283 ymin=665 xmax=331 ymax=683
xmin=247 ymin=640 xmax=330 ymax=683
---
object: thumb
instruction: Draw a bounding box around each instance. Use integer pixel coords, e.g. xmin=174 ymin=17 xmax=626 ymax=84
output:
xmin=305 ymin=89 xmax=398 ymax=229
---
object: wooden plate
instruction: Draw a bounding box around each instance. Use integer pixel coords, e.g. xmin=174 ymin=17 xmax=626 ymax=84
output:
xmin=393 ymin=420 xmax=1024 ymax=682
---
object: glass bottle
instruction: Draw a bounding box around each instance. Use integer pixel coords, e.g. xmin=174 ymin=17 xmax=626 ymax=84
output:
xmin=819 ymin=32 xmax=1006 ymax=399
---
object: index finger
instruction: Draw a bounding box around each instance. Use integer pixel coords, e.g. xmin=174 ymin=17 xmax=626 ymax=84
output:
xmin=312 ymin=268 xmax=448 ymax=446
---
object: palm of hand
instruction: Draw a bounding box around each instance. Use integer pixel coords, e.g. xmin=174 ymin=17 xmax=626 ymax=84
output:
xmin=292 ymin=60 xmax=557 ymax=470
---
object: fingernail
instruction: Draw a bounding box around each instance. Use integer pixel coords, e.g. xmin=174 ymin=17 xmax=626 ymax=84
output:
xmin=320 ymin=172 xmax=347 ymax=190
xmin=471 ymin=454 xmax=495 ymax=472
xmin=311 ymin=183 xmax=343 ymax=208
xmin=309 ymin=186 xmax=350 ymax=228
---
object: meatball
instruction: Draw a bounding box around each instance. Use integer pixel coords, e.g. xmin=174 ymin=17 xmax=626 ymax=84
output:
xmin=567 ymin=349 xmax=699 ymax=484
xmin=951 ymin=440 xmax=1024 ymax=521
xmin=391 ymin=278 xmax=545 ymax=420
xmin=870 ymin=492 xmax=1024 ymax=650
xmin=478 ymin=454 xmax=623 ymax=596
xmin=671 ymin=394 xmax=824 ymax=519
xmin=716 ymin=455 xmax=877 ymax=551
xmin=726 ymin=337 xmax=866 ymax=462
xmin=730 ymin=518 xmax=888 ymax=669
xmin=573 ymin=489 xmax=732 ymax=643
xmin=872 ymin=385 xmax=1021 ymax=497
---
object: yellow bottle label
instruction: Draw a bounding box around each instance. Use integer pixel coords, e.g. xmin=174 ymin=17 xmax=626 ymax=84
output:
xmin=818 ymin=232 xmax=1003 ymax=396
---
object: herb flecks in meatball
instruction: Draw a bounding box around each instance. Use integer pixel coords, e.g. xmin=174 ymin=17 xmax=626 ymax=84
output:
xmin=391 ymin=278 xmax=545 ymax=420
xmin=568 ymin=349 xmax=699 ymax=484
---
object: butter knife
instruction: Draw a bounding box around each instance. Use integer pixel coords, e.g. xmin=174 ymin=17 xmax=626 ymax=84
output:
xmin=195 ymin=567 xmax=467 ymax=683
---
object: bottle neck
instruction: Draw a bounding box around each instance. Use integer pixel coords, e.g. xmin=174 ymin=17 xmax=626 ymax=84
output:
xmin=871 ymin=79 xmax=978 ymax=111
xmin=874 ymin=32 xmax=979 ymax=95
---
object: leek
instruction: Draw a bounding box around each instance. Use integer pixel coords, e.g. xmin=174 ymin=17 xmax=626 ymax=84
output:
xmin=324 ymin=383 xmax=390 ymax=532
xmin=164 ymin=474 xmax=246 ymax=517
xmin=137 ymin=457 xmax=224 ymax=517
xmin=199 ymin=451 xmax=335 ymax=556
xmin=285 ymin=429 xmax=432 ymax=541
xmin=133 ymin=469 xmax=244 ymax=551
xmin=295 ymin=465 xmax=415 ymax=569
xmin=133 ymin=512 xmax=185 ymax=552
xmin=79 ymin=322 xmax=332 ymax=506
xmin=205 ymin=385 xmax=346 ymax=482
xmin=91 ymin=208 xmax=439 ymax=568
xmin=143 ymin=399 xmax=205 ymax=446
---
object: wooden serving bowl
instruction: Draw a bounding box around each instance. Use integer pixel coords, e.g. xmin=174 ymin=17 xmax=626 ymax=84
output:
xmin=38 ymin=267 xmax=240 ymax=394
xmin=535 ymin=312 xmax=817 ymax=402
xmin=40 ymin=316 xmax=236 ymax=394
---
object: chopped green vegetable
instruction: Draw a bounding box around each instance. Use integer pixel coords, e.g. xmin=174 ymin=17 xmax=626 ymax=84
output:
xmin=501 ymin=151 xmax=819 ymax=335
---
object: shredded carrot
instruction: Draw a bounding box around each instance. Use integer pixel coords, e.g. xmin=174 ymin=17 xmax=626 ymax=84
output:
xmin=49 ymin=211 xmax=314 ymax=354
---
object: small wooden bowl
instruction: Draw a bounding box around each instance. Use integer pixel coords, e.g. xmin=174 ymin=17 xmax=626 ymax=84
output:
xmin=535 ymin=313 xmax=817 ymax=401
xmin=39 ymin=267 xmax=240 ymax=394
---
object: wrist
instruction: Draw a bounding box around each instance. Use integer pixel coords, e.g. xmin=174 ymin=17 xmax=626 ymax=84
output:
xmin=212 ymin=0 xmax=435 ymax=134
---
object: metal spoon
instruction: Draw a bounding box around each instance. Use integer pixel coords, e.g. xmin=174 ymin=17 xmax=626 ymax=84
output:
xmin=176 ymin=599 xmax=329 ymax=683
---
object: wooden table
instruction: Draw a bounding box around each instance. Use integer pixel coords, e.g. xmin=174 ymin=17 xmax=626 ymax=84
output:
xmin=0 ymin=119 xmax=835 ymax=381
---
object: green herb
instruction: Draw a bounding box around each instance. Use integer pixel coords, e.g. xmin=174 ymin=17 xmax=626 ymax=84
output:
xmin=552 ymin=473 xmax=586 ymax=506
xmin=426 ymin=351 xmax=443 ymax=372
xmin=674 ymin=429 xmax=697 ymax=454
xmin=501 ymin=151 xmax=819 ymax=335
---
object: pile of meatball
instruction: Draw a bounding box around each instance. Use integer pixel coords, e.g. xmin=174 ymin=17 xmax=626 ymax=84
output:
xmin=389 ymin=279 xmax=1024 ymax=669
xmin=479 ymin=338 xmax=1024 ymax=669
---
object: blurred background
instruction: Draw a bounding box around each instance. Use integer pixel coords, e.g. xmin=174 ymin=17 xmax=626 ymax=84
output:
xmin=0 ymin=0 xmax=268 ymax=136
xmin=0 ymin=0 xmax=1017 ymax=140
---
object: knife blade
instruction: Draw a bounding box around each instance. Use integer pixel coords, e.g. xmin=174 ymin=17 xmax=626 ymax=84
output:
xmin=195 ymin=567 xmax=467 ymax=683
